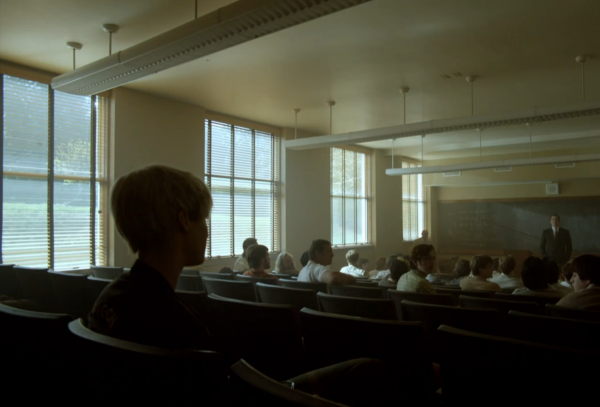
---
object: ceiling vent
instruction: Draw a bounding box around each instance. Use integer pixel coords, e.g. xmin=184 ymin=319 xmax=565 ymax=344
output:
xmin=546 ymin=183 xmax=559 ymax=195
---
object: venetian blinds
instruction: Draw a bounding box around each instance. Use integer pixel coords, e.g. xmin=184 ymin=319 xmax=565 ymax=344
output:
xmin=1 ymin=74 xmax=108 ymax=270
xmin=330 ymin=147 xmax=370 ymax=246
xmin=401 ymin=161 xmax=425 ymax=241
xmin=204 ymin=120 xmax=280 ymax=257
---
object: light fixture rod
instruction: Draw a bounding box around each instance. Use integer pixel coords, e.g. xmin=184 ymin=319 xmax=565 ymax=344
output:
xmin=479 ymin=129 xmax=482 ymax=162
xmin=392 ymin=138 xmax=395 ymax=169
xmin=293 ymin=108 xmax=300 ymax=140
xmin=421 ymin=135 xmax=424 ymax=166
xmin=582 ymin=59 xmax=586 ymax=101
xmin=73 ymin=49 xmax=76 ymax=70
xmin=195 ymin=0 xmax=199 ymax=19
xmin=528 ymin=123 xmax=533 ymax=158
xmin=103 ymin=24 xmax=119 ymax=56
xmin=66 ymin=42 xmax=82 ymax=70
xmin=328 ymin=101 xmax=336 ymax=135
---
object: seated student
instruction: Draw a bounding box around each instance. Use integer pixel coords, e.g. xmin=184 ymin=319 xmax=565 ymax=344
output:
xmin=396 ymin=244 xmax=437 ymax=294
xmin=299 ymin=251 xmax=309 ymax=268
xmin=556 ymin=255 xmax=600 ymax=311
xmin=358 ymin=258 xmax=370 ymax=275
xmin=447 ymin=259 xmax=470 ymax=286
xmin=489 ymin=256 xmax=523 ymax=290
xmin=544 ymin=257 xmax=572 ymax=296
xmin=560 ymin=262 xmax=573 ymax=289
xmin=243 ymin=244 xmax=278 ymax=280
xmin=512 ymin=257 xmax=564 ymax=297
xmin=273 ymin=251 xmax=299 ymax=276
xmin=340 ymin=250 xmax=366 ymax=277
xmin=374 ymin=254 xmax=399 ymax=280
xmin=298 ymin=239 xmax=356 ymax=285
xmin=460 ymin=255 xmax=501 ymax=292
xmin=368 ymin=256 xmax=387 ymax=278
xmin=233 ymin=237 xmax=257 ymax=272
xmin=379 ymin=258 xmax=409 ymax=288
xmin=491 ymin=257 xmax=501 ymax=278
xmin=89 ymin=165 xmax=388 ymax=407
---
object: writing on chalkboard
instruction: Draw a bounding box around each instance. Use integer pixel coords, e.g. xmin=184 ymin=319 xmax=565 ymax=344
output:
xmin=445 ymin=209 xmax=501 ymax=249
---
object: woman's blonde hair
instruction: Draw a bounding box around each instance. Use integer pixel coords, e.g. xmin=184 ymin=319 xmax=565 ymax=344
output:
xmin=111 ymin=165 xmax=212 ymax=253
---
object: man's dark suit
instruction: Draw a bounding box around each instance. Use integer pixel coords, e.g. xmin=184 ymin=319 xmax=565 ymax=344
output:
xmin=540 ymin=228 xmax=572 ymax=266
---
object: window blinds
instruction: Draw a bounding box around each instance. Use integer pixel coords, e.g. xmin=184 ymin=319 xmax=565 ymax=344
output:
xmin=205 ymin=120 xmax=279 ymax=257
xmin=1 ymin=74 xmax=108 ymax=270
xmin=330 ymin=147 xmax=370 ymax=246
xmin=402 ymin=161 xmax=425 ymax=241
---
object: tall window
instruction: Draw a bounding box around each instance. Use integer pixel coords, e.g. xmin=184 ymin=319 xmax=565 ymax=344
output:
xmin=330 ymin=148 xmax=370 ymax=246
xmin=402 ymin=161 xmax=426 ymax=241
xmin=1 ymin=74 xmax=108 ymax=270
xmin=204 ymin=119 xmax=280 ymax=257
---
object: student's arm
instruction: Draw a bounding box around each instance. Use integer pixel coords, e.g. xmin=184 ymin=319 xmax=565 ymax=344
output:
xmin=320 ymin=270 xmax=356 ymax=285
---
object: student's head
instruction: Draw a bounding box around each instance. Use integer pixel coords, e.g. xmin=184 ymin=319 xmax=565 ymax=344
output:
xmin=246 ymin=244 xmax=271 ymax=270
xmin=452 ymin=259 xmax=471 ymax=279
xmin=345 ymin=250 xmax=360 ymax=266
xmin=309 ymin=239 xmax=334 ymax=266
xmin=520 ymin=257 xmax=549 ymax=291
xmin=562 ymin=262 xmax=573 ymax=283
xmin=550 ymin=214 xmax=561 ymax=228
xmin=492 ymin=258 xmax=500 ymax=272
xmin=470 ymin=255 xmax=493 ymax=277
xmin=409 ymin=244 xmax=436 ymax=274
xmin=300 ymin=251 xmax=310 ymax=267
xmin=499 ymin=256 xmax=516 ymax=276
xmin=421 ymin=230 xmax=429 ymax=239
xmin=111 ymin=165 xmax=212 ymax=265
xmin=543 ymin=258 xmax=561 ymax=285
xmin=275 ymin=252 xmax=295 ymax=272
xmin=358 ymin=258 xmax=370 ymax=271
xmin=570 ymin=255 xmax=600 ymax=292
xmin=389 ymin=259 xmax=409 ymax=281
xmin=242 ymin=238 xmax=258 ymax=255
xmin=374 ymin=257 xmax=386 ymax=271
xmin=386 ymin=255 xmax=398 ymax=269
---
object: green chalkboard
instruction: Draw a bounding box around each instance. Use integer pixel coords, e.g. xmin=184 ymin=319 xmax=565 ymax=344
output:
xmin=438 ymin=197 xmax=600 ymax=254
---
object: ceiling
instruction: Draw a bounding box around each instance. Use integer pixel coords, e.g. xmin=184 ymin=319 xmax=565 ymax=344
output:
xmin=2 ymin=0 xmax=600 ymax=160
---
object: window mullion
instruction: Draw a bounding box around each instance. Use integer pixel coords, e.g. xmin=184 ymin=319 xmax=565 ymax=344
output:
xmin=230 ymin=124 xmax=235 ymax=257
xmin=251 ymin=129 xmax=255 ymax=240
xmin=354 ymin=151 xmax=357 ymax=245
xmin=90 ymin=95 xmax=97 ymax=266
xmin=47 ymin=88 xmax=55 ymax=270
xmin=206 ymin=120 xmax=212 ymax=258
xmin=0 ymin=75 xmax=3 ymax=264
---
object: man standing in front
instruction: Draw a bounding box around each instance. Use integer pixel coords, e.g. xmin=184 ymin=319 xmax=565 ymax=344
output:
xmin=540 ymin=214 xmax=572 ymax=266
xmin=298 ymin=239 xmax=356 ymax=285
xmin=413 ymin=230 xmax=430 ymax=247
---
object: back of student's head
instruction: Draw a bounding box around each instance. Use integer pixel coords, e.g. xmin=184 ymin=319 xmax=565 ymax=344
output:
xmin=499 ymin=256 xmax=516 ymax=276
xmin=571 ymin=254 xmax=600 ymax=285
xmin=246 ymin=244 xmax=269 ymax=269
xmin=358 ymin=258 xmax=369 ymax=269
xmin=345 ymin=250 xmax=360 ymax=264
xmin=111 ymin=165 xmax=212 ymax=253
xmin=242 ymin=237 xmax=258 ymax=252
xmin=374 ymin=257 xmax=386 ymax=270
xmin=520 ymin=257 xmax=549 ymax=290
xmin=452 ymin=259 xmax=471 ymax=278
xmin=409 ymin=245 xmax=435 ymax=269
xmin=309 ymin=239 xmax=331 ymax=261
xmin=562 ymin=262 xmax=573 ymax=282
xmin=543 ymin=257 xmax=561 ymax=284
xmin=492 ymin=258 xmax=500 ymax=271
xmin=300 ymin=251 xmax=310 ymax=267
xmin=470 ymin=255 xmax=493 ymax=276
xmin=386 ymin=255 xmax=398 ymax=269
xmin=389 ymin=259 xmax=409 ymax=281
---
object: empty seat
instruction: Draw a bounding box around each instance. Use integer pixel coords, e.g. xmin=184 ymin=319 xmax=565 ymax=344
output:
xmin=234 ymin=274 xmax=279 ymax=285
xmin=176 ymin=274 xmax=203 ymax=291
xmin=180 ymin=269 xmax=200 ymax=276
xmin=317 ymin=292 xmax=397 ymax=320
xmin=495 ymin=292 xmax=561 ymax=313
xmin=279 ymin=280 xmax=328 ymax=293
xmin=388 ymin=290 xmax=454 ymax=309
xmin=545 ymin=304 xmax=600 ymax=322
xmin=203 ymin=278 xmax=257 ymax=302
xmin=435 ymin=287 xmax=493 ymax=305
xmin=436 ymin=324 xmax=600 ymax=406
xmin=255 ymin=283 xmax=318 ymax=310
xmin=91 ymin=266 xmax=124 ymax=280
xmin=207 ymin=294 xmax=304 ymax=380
xmin=200 ymin=271 xmax=234 ymax=281
xmin=14 ymin=266 xmax=57 ymax=312
xmin=327 ymin=285 xmax=384 ymax=299
xmin=0 ymin=264 xmax=22 ymax=298
xmin=47 ymin=271 xmax=90 ymax=319
xmin=68 ymin=319 xmax=227 ymax=405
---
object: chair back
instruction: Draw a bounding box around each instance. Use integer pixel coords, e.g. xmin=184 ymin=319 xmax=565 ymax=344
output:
xmin=0 ymin=264 xmax=22 ymax=298
xmin=436 ymin=324 xmax=600 ymax=406
xmin=279 ymin=279 xmax=328 ymax=293
xmin=203 ymin=278 xmax=257 ymax=302
xmin=176 ymin=274 xmax=203 ymax=291
xmin=175 ymin=290 xmax=209 ymax=325
xmin=388 ymin=290 xmax=454 ymax=313
xmin=299 ymin=308 xmax=434 ymax=404
xmin=234 ymin=274 xmax=279 ymax=286
xmin=91 ymin=266 xmax=124 ymax=280
xmin=87 ymin=276 xmax=112 ymax=307
xmin=14 ymin=266 xmax=57 ymax=312
xmin=200 ymin=271 xmax=234 ymax=281
xmin=459 ymin=295 xmax=538 ymax=332
xmin=47 ymin=271 xmax=90 ymax=319
xmin=545 ymin=304 xmax=600 ymax=322
xmin=67 ymin=319 xmax=227 ymax=405
xmin=255 ymin=283 xmax=318 ymax=310
xmin=207 ymin=294 xmax=304 ymax=380
xmin=328 ymin=285 xmax=384 ymax=299
xmin=435 ymin=287 xmax=493 ymax=305
xmin=506 ymin=310 xmax=600 ymax=350
xmin=271 ymin=273 xmax=296 ymax=280
xmin=180 ymin=269 xmax=200 ymax=276
xmin=495 ymin=292 xmax=560 ymax=313
xmin=317 ymin=292 xmax=397 ymax=320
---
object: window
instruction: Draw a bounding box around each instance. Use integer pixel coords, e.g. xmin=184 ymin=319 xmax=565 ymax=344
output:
xmin=1 ymin=74 xmax=108 ymax=270
xmin=204 ymin=119 xmax=280 ymax=257
xmin=402 ymin=161 xmax=426 ymax=241
xmin=330 ymin=147 xmax=370 ymax=246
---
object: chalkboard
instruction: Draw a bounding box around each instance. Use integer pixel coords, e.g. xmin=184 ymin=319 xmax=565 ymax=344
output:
xmin=438 ymin=197 xmax=600 ymax=254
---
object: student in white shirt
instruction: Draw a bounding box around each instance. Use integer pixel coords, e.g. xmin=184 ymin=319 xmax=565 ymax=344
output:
xmin=489 ymin=256 xmax=523 ymax=290
xmin=460 ymin=255 xmax=501 ymax=292
xmin=298 ymin=239 xmax=356 ymax=285
xmin=233 ymin=237 xmax=256 ymax=272
xmin=544 ymin=257 xmax=573 ymax=296
xmin=340 ymin=249 xmax=366 ymax=277
xmin=513 ymin=257 xmax=564 ymax=297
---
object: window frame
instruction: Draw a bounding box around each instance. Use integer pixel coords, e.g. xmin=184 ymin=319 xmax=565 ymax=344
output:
xmin=401 ymin=160 xmax=426 ymax=242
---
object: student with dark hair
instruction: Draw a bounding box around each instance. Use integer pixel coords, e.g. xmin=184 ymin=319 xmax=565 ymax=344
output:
xmin=243 ymin=244 xmax=278 ymax=280
xmin=396 ymin=244 xmax=437 ymax=293
xmin=297 ymin=239 xmax=356 ymax=285
xmin=491 ymin=257 xmax=501 ymax=278
xmin=233 ymin=237 xmax=257 ymax=272
xmin=448 ymin=259 xmax=470 ymax=286
xmin=560 ymin=262 xmax=573 ymax=289
xmin=378 ymin=259 xmax=409 ymax=288
xmin=490 ymin=256 xmax=523 ymax=290
xmin=460 ymin=255 xmax=501 ymax=291
xmin=556 ymin=255 xmax=600 ymax=310
xmin=513 ymin=256 xmax=563 ymax=297
xmin=358 ymin=258 xmax=370 ymax=274
xmin=544 ymin=257 xmax=572 ymax=296
xmin=368 ymin=256 xmax=387 ymax=278
xmin=299 ymin=251 xmax=310 ymax=267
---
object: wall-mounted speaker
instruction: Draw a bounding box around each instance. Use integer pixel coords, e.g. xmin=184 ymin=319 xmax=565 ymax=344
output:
xmin=545 ymin=183 xmax=559 ymax=195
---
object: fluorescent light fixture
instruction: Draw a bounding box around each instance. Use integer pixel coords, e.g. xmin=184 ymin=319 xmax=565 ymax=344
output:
xmin=385 ymin=153 xmax=600 ymax=176
xmin=494 ymin=166 xmax=512 ymax=172
xmin=285 ymin=101 xmax=600 ymax=150
xmin=554 ymin=162 xmax=576 ymax=168
xmin=443 ymin=171 xmax=461 ymax=177
xmin=51 ymin=0 xmax=373 ymax=95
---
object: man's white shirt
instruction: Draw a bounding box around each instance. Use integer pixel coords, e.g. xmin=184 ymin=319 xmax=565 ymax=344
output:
xmin=340 ymin=264 xmax=365 ymax=277
xmin=233 ymin=256 xmax=249 ymax=272
xmin=298 ymin=260 xmax=331 ymax=283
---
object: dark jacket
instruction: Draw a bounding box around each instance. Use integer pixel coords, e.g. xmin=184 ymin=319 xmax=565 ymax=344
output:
xmin=540 ymin=228 xmax=572 ymax=266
